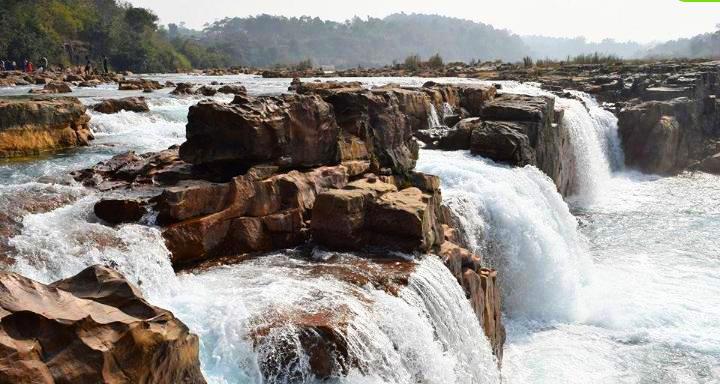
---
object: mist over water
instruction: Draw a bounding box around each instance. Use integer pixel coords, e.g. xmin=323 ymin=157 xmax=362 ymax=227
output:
xmin=0 ymin=77 xmax=718 ymax=383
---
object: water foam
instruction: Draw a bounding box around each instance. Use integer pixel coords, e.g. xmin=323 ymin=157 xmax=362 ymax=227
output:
xmin=417 ymin=150 xmax=591 ymax=322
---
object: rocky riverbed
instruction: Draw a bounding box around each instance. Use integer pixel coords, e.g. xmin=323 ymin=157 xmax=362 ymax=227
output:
xmin=0 ymin=64 xmax=718 ymax=383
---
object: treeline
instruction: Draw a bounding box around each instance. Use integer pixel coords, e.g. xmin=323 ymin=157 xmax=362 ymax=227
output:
xmin=198 ymin=13 xmax=530 ymax=68
xmin=645 ymin=28 xmax=720 ymax=59
xmin=0 ymin=0 xmax=229 ymax=73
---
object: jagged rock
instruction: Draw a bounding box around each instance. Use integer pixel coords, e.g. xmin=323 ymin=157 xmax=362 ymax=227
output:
xmin=0 ymin=97 xmax=92 ymax=158
xmin=462 ymin=268 xmax=505 ymax=360
xmin=93 ymin=97 xmax=150 ymax=114
xmin=217 ymin=84 xmax=247 ymax=95
xmin=94 ymin=198 xmax=146 ymax=224
xmin=470 ymin=121 xmax=536 ymax=166
xmin=318 ymin=88 xmax=421 ymax=174
xmin=171 ymin=83 xmax=196 ymax=95
xmin=0 ymin=265 xmax=206 ymax=384
xmin=180 ymin=94 xmax=340 ymax=170
xmin=618 ymin=98 xmax=701 ymax=174
xmin=196 ymin=85 xmax=217 ymax=96
xmin=311 ymin=174 xmax=443 ymax=253
xmin=162 ymin=165 xmax=349 ymax=267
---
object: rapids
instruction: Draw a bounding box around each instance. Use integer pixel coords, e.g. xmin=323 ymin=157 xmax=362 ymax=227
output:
xmin=1 ymin=75 xmax=718 ymax=383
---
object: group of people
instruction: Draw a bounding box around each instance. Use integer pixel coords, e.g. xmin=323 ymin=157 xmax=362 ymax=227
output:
xmin=0 ymin=56 xmax=110 ymax=74
xmin=0 ymin=57 xmax=49 ymax=73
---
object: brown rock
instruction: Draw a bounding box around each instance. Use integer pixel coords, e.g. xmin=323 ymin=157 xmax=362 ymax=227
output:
xmin=470 ymin=120 xmax=536 ymax=166
xmin=217 ymin=84 xmax=247 ymax=95
xmin=93 ymin=97 xmax=150 ymax=114
xmin=0 ymin=265 xmax=206 ymax=384
xmin=180 ymin=94 xmax=340 ymax=170
xmin=0 ymin=97 xmax=92 ymax=158
xmin=94 ymin=198 xmax=146 ymax=224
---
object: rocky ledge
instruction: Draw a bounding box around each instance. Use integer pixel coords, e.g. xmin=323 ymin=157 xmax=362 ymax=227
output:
xmin=0 ymin=265 xmax=205 ymax=384
xmin=67 ymin=82 xmax=508 ymax=377
xmin=0 ymin=97 xmax=93 ymax=158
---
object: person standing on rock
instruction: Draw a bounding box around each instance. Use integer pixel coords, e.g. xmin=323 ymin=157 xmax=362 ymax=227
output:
xmin=11 ymin=61 xmax=16 ymax=71
xmin=0 ymin=60 xmax=5 ymax=71
xmin=103 ymin=56 xmax=109 ymax=74
xmin=84 ymin=56 xmax=92 ymax=75
xmin=27 ymin=61 xmax=33 ymax=73
xmin=23 ymin=59 xmax=28 ymax=73
xmin=42 ymin=57 xmax=48 ymax=72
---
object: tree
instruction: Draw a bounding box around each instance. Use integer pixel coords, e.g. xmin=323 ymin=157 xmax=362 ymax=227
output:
xmin=427 ymin=53 xmax=443 ymax=69
xmin=404 ymin=54 xmax=421 ymax=71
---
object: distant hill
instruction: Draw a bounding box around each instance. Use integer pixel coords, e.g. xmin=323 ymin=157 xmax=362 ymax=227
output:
xmin=644 ymin=30 xmax=720 ymax=59
xmin=198 ymin=13 xmax=531 ymax=68
xmin=521 ymin=36 xmax=647 ymax=60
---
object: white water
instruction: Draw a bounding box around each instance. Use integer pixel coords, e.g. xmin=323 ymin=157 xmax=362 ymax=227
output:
xmin=2 ymin=76 xmax=719 ymax=383
xmin=418 ymin=86 xmax=720 ymax=383
xmin=0 ymin=75 xmax=503 ymax=383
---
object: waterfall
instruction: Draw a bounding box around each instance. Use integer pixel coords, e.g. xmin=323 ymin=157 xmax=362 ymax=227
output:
xmin=427 ymin=103 xmax=443 ymax=128
xmin=558 ymin=91 xmax=624 ymax=201
xmin=417 ymin=150 xmax=591 ymax=322
xmin=6 ymin=194 xmax=500 ymax=383
xmin=441 ymin=102 xmax=455 ymax=120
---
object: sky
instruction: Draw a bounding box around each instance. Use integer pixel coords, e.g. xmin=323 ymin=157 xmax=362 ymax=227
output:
xmin=127 ymin=0 xmax=720 ymax=43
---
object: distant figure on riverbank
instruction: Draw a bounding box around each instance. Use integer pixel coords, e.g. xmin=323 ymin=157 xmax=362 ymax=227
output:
xmin=0 ymin=60 xmax=5 ymax=71
xmin=23 ymin=59 xmax=28 ymax=72
xmin=103 ymin=56 xmax=109 ymax=74
xmin=27 ymin=61 xmax=34 ymax=73
xmin=11 ymin=61 xmax=16 ymax=70
xmin=84 ymin=56 xmax=92 ymax=75
xmin=42 ymin=57 xmax=48 ymax=71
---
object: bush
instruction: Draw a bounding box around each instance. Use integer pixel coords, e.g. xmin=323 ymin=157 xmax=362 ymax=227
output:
xmin=427 ymin=53 xmax=443 ymax=69
xmin=404 ymin=54 xmax=422 ymax=71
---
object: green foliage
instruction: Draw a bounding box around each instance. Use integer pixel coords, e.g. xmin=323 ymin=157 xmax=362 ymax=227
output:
xmin=427 ymin=53 xmax=443 ymax=69
xmin=522 ymin=56 xmax=533 ymax=67
xmin=404 ymin=54 xmax=422 ymax=71
xmin=0 ymin=0 xmax=226 ymax=72
xmin=200 ymin=13 xmax=530 ymax=68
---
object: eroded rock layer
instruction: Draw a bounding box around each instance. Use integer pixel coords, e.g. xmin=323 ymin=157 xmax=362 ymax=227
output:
xmin=0 ymin=97 xmax=93 ymax=158
xmin=0 ymin=265 xmax=205 ymax=384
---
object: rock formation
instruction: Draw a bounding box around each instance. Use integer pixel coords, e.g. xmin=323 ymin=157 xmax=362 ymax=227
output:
xmin=93 ymin=97 xmax=150 ymax=114
xmin=70 ymin=83 xmax=507 ymax=375
xmin=0 ymin=265 xmax=205 ymax=384
xmin=0 ymin=97 xmax=93 ymax=158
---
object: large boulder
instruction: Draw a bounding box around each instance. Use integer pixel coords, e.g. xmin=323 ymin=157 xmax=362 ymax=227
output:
xmin=217 ymin=84 xmax=247 ymax=95
xmin=311 ymin=174 xmax=443 ymax=254
xmin=29 ymin=82 xmax=72 ymax=94
xmin=180 ymin=94 xmax=340 ymax=170
xmin=618 ymin=98 xmax=701 ymax=174
xmin=93 ymin=97 xmax=150 ymax=114
xmin=318 ymin=88 xmax=421 ymax=174
xmin=0 ymin=97 xmax=92 ymax=158
xmin=470 ymin=120 xmax=536 ymax=166
xmin=0 ymin=265 xmax=205 ymax=384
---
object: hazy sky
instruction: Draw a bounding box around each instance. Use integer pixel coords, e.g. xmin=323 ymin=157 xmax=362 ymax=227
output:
xmin=127 ymin=0 xmax=719 ymax=43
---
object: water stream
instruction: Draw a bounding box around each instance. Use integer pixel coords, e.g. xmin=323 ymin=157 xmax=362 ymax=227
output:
xmin=1 ymin=76 xmax=718 ymax=383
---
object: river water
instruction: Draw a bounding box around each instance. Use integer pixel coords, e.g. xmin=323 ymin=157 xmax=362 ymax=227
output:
xmin=1 ymin=75 xmax=718 ymax=383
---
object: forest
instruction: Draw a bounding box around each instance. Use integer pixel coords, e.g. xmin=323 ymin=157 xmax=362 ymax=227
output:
xmin=0 ymin=0 xmax=229 ymax=72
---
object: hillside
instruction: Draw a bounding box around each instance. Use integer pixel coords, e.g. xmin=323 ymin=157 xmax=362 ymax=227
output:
xmin=199 ymin=13 xmax=531 ymax=68
xmin=0 ymin=0 xmax=228 ymax=72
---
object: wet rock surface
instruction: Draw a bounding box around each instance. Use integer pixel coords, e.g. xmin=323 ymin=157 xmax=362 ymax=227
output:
xmin=0 ymin=265 xmax=205 ymax=384
xmin=93 ymin=96 xmax=150 ymax=114
xmin=0 ymin=97 xmax=93 ymax=158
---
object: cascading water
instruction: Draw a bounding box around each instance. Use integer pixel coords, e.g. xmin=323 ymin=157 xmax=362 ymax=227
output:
xmin=3 ymin=76 xmax=718 ymax=383
xmin=417 ymin=150 xmax=592 ymax=321
xmin=427 ymin=103 xmax=443 ymax=128
xmin=0 ymin=76 xmax=503 ymax=383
